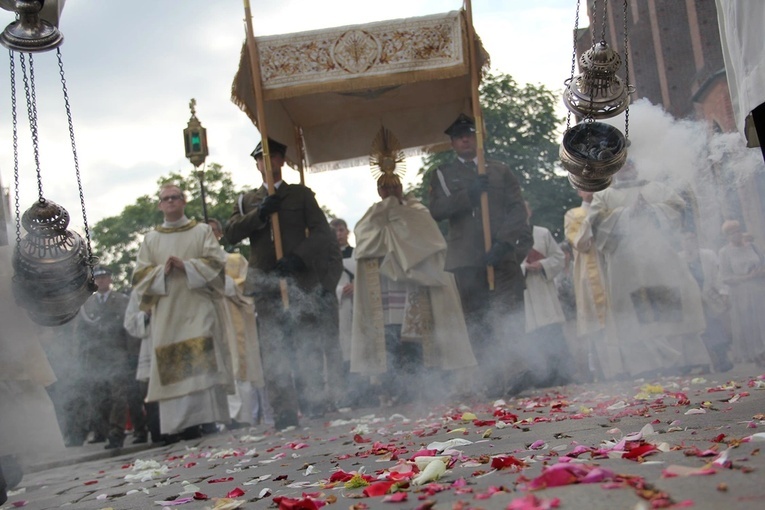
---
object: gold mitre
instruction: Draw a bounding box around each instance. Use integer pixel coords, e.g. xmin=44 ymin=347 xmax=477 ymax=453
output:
xmin=370 ymin=126 xmax=406 ymax=187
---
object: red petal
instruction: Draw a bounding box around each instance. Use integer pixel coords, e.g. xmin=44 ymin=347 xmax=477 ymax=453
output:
xmin=207 ymin=476 xmax=234 ymax=483
xmin=273 ymin=496 xmax=324 ymax=510
xmin=382 ymin=492 xmax=408 ymax=503
xmin=491 ymin=455 xmax=525 ymax=470
xmin=363 ymin=481 xmax=395 ymax=497
xmin=226 ymin=487 xmax=245 ymax=498
xmin=622 ymin=443 xmax=658 ymax=460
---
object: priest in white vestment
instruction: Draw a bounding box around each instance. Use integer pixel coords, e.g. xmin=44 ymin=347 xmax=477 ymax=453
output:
xmin=583 ymin=161 xmax=710 ymax=379
xmin=132 ymin=184 xmax=232 ymax=437
xmin=566 ymin=190 xmax=608 ymax=381
xmin=351 ymin=168 xmax=476 ymax=404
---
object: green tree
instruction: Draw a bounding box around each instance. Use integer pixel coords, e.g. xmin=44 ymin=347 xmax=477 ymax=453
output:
xmin=411 ymin=72 xmax=578 ymax=239
xmin=91 ymin=164 xmax=247 ymax=289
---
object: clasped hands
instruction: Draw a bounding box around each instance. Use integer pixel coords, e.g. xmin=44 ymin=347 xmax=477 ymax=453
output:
xmin=164 ymin=256 xmax=185 ymax=275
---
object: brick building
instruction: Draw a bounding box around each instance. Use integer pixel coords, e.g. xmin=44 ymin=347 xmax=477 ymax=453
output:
xmin=574 ymin=0 xmax=765 ymax=249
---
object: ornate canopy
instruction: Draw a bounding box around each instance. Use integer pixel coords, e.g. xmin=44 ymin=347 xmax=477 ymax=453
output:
xmin=231 ymin=10 xmax=489 ymax=172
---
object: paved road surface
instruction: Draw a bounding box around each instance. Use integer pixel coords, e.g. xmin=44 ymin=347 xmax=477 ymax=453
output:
xmin=5 ymin=363 xmax=765 ymax=509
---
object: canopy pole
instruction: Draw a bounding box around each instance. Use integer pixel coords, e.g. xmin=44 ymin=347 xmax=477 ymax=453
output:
xmin=464 ymin=0 xmax=494 ymax=290
xmin=294 ymin=125 xmax=306 ymax=186
xmin=243 ymin=0 xmax=289 ymax=308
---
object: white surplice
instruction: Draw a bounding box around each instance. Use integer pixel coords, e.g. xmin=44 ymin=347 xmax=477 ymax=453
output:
xmin=132 ymin=216 xmax=232 ymax=434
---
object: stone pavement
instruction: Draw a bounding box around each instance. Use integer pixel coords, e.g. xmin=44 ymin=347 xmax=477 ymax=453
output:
xmin=4 ymin=363 xmax=765 ymax=510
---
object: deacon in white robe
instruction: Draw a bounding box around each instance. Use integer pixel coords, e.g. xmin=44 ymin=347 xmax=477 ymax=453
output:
xmin=132 ymin=184 xmax=232 ymax=435
xmin=220 ymin=250 xmax=266 ymax=425
xmin=584 ymin=162 xmax=709 ymax=379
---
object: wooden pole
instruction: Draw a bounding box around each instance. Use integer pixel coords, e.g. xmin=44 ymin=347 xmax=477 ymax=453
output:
xmin=242 ymin=0 xmax=289 ymax=308
xmin=196 ymin=168 xmax=209 ymax=223
xmin=464 ymin=0 xmax=494 ymax=290
xmin=294 ymin=125 xmax=306 ymax=186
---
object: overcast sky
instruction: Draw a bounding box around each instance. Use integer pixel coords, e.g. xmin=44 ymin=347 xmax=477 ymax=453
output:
xmin=0 ymin=0 xmax=582 ymax=237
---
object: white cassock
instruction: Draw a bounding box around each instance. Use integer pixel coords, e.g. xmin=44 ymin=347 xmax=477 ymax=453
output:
xmin=521 ymin=225 xmax=566 ymax=333
xmin=124 ymin=288 xmax=151 ymax=382
xmin=336 ymin=252 xmax=356 ymax=363
xmin=132 ymin=216 xmax=232 ymax=434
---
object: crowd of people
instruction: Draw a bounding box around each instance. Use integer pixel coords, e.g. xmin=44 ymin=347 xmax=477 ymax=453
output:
xmin=17 ymin=114 xmax=765 ymax=456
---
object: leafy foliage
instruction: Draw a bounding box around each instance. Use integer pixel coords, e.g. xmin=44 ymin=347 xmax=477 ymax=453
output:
xmin=90 ymin=164 xmax=248 ymax=289
xmin=411 ymin=72 xmax=578 ymax=238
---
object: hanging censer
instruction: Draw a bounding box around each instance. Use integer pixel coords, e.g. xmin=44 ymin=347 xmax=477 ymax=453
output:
xmin=560 ymin=0 xmax=634 ymax=191
xmin=2 ymin=0 xmax=97 ymax=326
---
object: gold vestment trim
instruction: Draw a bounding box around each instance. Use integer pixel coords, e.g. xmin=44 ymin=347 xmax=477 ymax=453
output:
xmin=155 ymin=219 xmax=198 ymax=234
xmin=155 ymin=336 xmax=217 ymax=385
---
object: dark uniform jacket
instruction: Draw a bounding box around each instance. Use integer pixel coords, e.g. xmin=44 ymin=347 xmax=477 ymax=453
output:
xmin=75 ymin=291 xmax=130 ymax=376
xmin=224 ymin=183 xmax=342 ymax=295
xmin=428 ymin=158 xmax=533 ymax=276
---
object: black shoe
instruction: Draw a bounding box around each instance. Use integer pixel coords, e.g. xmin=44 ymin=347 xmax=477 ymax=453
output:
xmin=200 ymin=422 xmax=219 ymax=436
xmin=161 ymin=434 xmax=180 ymax=446
xmin=274 ymin=410 xmax=299 ymax=431
xmin=104 ymin=437 xmax=124 ymax=450
xmin=0 ymin=462 xmax=7 ymax=505
xmin=0 ymin=456 xmax=22 ymax=490
xmin=180 ymin=426 xmax=202 ymax=441
xmin=718 ymin=359 xmax=734 ymax=373
xmin=132 ymin=433 xmax=148 ymax=444
xmin=88 ymin=434 xmax=106 ymax=444
xmin=504 ymin=374 xmax=533 ymax=398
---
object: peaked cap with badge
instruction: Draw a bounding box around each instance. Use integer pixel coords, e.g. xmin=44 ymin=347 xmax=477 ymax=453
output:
xmin=250 ymin=138 xmax=288 ymax=159
xmin=444 ymin=113 xmax=477 ymax=138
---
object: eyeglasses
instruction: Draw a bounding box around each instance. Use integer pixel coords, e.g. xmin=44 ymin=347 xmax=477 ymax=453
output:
xmin=160 ymin=194 xmax=183 ymax=203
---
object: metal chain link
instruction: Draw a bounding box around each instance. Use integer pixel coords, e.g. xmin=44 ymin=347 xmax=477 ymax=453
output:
xmin=590 ymin=0 xmax=597 ymax=47
xmin=9 ymin=50 xmax=21 ymax=245
xmin=19 ymin=53 xmax=44 ymax=202
xmin=601 ymin=0 xmax=609 ymax=42
xmin=567 ymin=0 xmax=582 ymax=130
xmin=57 ymin=48 xmax=94 ymax=266
xmin=623 ymin=0 xmax=630 ymax=141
